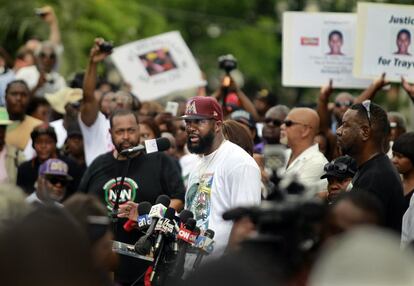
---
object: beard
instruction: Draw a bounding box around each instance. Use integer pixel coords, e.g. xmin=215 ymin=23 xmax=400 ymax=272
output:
xmin=187 ymin=129 xmax=215 ymax=154
xmin=113 ymin=138 xmax=139 ymax=155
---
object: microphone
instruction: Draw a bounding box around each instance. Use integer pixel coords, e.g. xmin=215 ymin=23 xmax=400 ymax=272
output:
xmin=153 ymin=207 xmax=177 ymax=251
xmin=136 ymin=201 xmax=152 ymax=231
xmin=168 ymin=218 xmax=197 ymax=280
xmin=123 ymin=201 xmax=152 ymax=232
xmin=193 ymin=229 xmax=215 ymax=270
xmin=134 ymin=195 xmax=170 ymax=255
xmin=151 ymin=207 xmax=178 ymax=282
xmin=178 ymin=210 xmax=194 ymax=227
xmin=120 ymin=137 xmax=171 ymax=155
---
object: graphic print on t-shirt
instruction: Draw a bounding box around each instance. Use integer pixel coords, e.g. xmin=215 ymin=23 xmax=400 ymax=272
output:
xmin=186 ymin=173 xmax=213 ymax=230
xmin=103 ymin=177 xmax=138 ymax=210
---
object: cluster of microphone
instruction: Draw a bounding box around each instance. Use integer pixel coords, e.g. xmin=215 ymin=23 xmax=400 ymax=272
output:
xmin=122 ymin=195 xmax=215 ymax=284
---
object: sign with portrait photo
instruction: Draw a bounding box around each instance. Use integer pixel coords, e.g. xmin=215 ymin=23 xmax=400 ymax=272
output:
xmin=354 ymin=2 xmax=414 ymax=83
xmin=111 ymin=31 xmax=206 ymax=101
xmin=283 ymin=12 xmax=371 ymax=89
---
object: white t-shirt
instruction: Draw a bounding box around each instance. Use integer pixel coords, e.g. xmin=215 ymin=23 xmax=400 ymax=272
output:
xmin=15 ymin=66 xmax=66 ymax=97
xmin=185 ymin=140 xmax=261 ymax=255
xmin=179 ymin=153 xmax=200 ymax=188
xmin=50 ymin=119 xmax=66 ymax=148
xmin=283 ymin=144 xmax=328 ymax=192
xmin=78 ymin=112 xmax=113 ymax=166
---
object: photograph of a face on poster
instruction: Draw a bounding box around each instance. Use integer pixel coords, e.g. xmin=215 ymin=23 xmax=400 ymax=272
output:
xmin=393 ymin=28 xmax=412 ymax=56
xmin=354 ymin=2 xmax=414 ymax=82
xmin=326 ymin=30 xmax=345 ymax=56
xmin=283 ymin=12 xmax=371 ymax=88
xmin=110 ymin=31 xmax=205 ymax=101
xmin=139 ymin=48 xmax=178 ymax=76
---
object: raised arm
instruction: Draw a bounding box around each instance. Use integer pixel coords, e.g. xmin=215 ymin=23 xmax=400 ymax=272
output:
xmin=80 ymin=38 xmax=111 ymax=126
xmin=317 ymin=79 xmax=333 ymax=133
xmin=41 ymin=6 xmax=61 ymax=47
xmin=212 ymin=76 xmax=259 ymax=120
xmin=354 ymin=73 xmax=389 ymax=104
xmin=401 ymin=76 xmax=414 ymax=104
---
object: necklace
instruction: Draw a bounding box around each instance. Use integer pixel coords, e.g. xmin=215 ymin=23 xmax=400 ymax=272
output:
xmin=197 ymin=139 xmax=226 ymax=181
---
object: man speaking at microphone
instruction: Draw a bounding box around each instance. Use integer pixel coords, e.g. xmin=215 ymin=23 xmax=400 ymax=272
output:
xmin=78 ymin=109 xmax=185 ymax=285
xmin=182 ymin=96 xmax=261 ymax=256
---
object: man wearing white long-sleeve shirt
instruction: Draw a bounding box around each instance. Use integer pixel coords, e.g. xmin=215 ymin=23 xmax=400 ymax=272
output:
xmin=183 ymin=96 xmax=261 ymax=256
xmin=280 ymin=107 xmax=328 ymax=191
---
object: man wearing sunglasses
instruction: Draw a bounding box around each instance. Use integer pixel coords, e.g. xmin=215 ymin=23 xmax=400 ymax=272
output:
xmin=280 ymin=108 xmax=328 ymax=191
xmin=26 ymin=158 xmax=72 ymax=205
xmin=15 ymin=42 xmax=66 ymax=97
xmin=336 ymin=101 xmax=406 ymax=233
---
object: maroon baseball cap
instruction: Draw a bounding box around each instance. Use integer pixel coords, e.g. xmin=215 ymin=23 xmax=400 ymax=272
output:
xmin=181 ymin=96 xmax=223 ymax=121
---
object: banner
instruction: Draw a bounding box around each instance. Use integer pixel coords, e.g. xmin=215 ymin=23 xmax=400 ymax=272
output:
xmin=283 ymin=12 xmax=371 ymax=89
xmin=354 ymin=2 xmax=414 ymax=83
xmin=111 ymin=31 xmax=206 ymax=101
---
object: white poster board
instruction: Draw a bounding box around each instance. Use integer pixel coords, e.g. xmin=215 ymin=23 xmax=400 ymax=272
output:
xmin=111 ymin=31 xmax=205 ymax=101
xmin=354 ymin=2 xmax=414 ymax=83
xmin=283 ymin=12 xmax=371 ymax=89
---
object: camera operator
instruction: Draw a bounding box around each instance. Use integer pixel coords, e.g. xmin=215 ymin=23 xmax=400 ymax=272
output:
xmin=212 ymin=55 xmax=259 ymax=121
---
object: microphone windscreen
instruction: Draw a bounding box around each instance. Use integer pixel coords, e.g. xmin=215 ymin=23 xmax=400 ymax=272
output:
xmin=138 ymin=201 xmax=152 ymax=215
xmin=179 ymin=210 xmax=194 ymax=224
xmin=164 ymin=207 xmax=176 ymax=220
xmin=204 ymin=229 xmax=215 ymax=239
xmin=155 ymin=137 xmax=171 ymax=152
xmin=185 ymin=218 xmax=197 ymax=231
xmin=193 ymin=226 xmax=201 ymax=236
xmin=156 ymin=195 xmax=170 ymax=207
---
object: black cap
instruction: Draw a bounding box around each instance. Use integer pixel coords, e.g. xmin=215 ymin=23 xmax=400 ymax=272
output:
xmin=320 ymin=155 xmax=357 ymax=180
xmin=230 ymin=110 xmax=256 ymax=129
xmin=66 ymin=122 xmax=83 ymax=138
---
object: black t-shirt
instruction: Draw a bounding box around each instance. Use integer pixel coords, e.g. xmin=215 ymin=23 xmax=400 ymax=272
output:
xmin=78 ymin=151 xmax=185 ymax=284
xmin=16 ymin=155 xmax=84 ymax=198
xmin=352 ymin=154 xmax=406 ymax=232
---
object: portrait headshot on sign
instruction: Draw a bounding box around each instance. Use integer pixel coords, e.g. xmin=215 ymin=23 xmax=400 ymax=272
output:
xmin=139 ymin=48 xmax=178 ymax=76
xmin=326 ymin=30 xmax=345 ymax=56
xmin=394 ymin=28 xmax=412 ymax=56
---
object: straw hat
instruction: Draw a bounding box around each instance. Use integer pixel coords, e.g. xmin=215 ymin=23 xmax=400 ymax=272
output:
xmin=45 ymin=88 xmax=83 ymax=114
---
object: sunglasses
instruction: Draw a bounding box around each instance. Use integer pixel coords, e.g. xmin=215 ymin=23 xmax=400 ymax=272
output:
xmin=39 ymin=52 xmax=56 ymax=60
xmin=323 ymin=162 xmax=355 ymax=176
xmin=184 ymin=118 xmax=213 ymax=125
xmin=264 ymin=118 xmax=282 ymax=126
xmin=283 ymin=119 xmax=309 ymax=128
xmin=335 ymin=101 xmax=353 ymax=108
xmin=361 ymin=100 xmax=371 ymax=126
xmin=46 ymin=176 xmax=69 ymax=186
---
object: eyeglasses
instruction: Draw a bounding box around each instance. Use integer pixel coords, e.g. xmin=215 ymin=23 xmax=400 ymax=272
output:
xmin=361 ymin=100 xmax=371 ymax=126
xmin=282 ymin=119 xmax=310 ymax=128
xmin=39 ymin=52 xmax=56 ymax=60
xmin=335 ymin=101 xmax=353 ymax=108
xmin=264 ymin=118 xmax=282 ymax=126
xmin=46 ymin=176 xmax=69 ymax=186
xmin=323 ymin=162 xmax=355 ymax=176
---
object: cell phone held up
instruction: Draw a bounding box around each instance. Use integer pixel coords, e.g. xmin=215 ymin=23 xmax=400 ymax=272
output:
xmin=99 ymin=41 xmax=113 ymax=53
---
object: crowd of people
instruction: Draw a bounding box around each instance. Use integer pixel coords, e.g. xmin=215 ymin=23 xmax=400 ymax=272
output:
xmin=1 ymin=5 xmax=414 ymax=286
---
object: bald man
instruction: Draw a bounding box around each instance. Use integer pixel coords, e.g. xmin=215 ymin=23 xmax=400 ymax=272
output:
xmin=280 ymin=108 xmax=328 ymax=191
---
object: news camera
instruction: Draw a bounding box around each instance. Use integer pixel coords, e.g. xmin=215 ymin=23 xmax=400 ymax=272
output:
xmin=222 ymin=146 xmax=327 ymax=282
xmin=218 ymin=54 xmax=237 ymax=74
